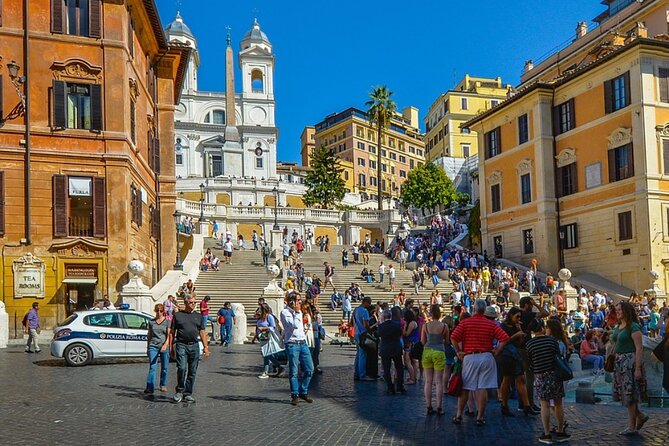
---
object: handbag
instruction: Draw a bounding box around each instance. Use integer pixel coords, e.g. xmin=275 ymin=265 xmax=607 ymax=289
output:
xmin=261 ymin=328 xmax=285 ymax=357
xmin=447 ymin=360 xmax=463 ymax=396
xmin=360 ymin=332 xmax=378 ymax=350
xmin=217 ymin=315 xmax=226 ymax=325
xmin=554 ymin=353 xmax=573 ymax=382
xmin=604 ymin=353 xmax=615 ymax=373
xmin=652 ymin=335 xmax=668 ymax=363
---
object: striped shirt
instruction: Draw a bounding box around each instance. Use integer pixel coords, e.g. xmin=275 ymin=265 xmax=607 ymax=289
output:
xmin=526 ymin=335 xmax=559 ymax=373
xmin=450 ymin=314 xmax=509 ymax=353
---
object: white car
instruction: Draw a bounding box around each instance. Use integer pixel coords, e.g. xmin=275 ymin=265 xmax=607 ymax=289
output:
xmin=51 ymin=309 xmax=154 ymax=366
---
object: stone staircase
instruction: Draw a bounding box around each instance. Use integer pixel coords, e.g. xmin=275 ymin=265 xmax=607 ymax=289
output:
xmin=194 ymin=238 xmax=456 ymax=327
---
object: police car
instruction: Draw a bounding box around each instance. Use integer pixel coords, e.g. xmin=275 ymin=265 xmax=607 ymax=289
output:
xmin=51 ymin=308 xmax=154 ymax=366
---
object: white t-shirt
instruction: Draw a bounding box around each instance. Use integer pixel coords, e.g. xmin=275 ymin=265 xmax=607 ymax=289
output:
xmin=451 ymin=291 xmax=462 ymax=305
xmin=223 ymin=241 xmax=233 ymax=252
xmin=389 ymin=267 xmax=396 ymax=279
xmin=379 ymin=264 xmax=386 ymax=275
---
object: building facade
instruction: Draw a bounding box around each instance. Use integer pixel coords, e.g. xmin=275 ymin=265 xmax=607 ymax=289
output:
xmin=303 ymin=106 xmax=426 ymax=202
xmin=467 ymin=0 xmax=669 ymax=293
xmin=0 ymin=0 xmax=187 ymax=329
xmin=167 ymin=16 xmax=278 ymax=183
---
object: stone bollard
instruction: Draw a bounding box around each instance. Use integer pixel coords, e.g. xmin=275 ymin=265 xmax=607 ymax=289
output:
xmin=568 ymin=353 xmax=582 ymax=373
xmin=0 ymin=301 xmax=8 ymax=348
xmin=230 ymin=303 xmax=247 ymax=344
xmin=575 ymin=381 xmax=596 ymax=404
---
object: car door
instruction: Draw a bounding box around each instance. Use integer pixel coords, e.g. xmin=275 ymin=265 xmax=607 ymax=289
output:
xmin=84 ymin=312 xmax=126 ymax=356
xmin=121 ymin=313 xmax=151 ymax=355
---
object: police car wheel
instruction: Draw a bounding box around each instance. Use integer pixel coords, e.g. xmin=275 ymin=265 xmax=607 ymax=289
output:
xmin=64 ymin=343 xmax=92 ymax=367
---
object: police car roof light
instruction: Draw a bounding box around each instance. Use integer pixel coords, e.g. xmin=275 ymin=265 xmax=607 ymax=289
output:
xmin=119 ymin=304 xmax=131 ymax=310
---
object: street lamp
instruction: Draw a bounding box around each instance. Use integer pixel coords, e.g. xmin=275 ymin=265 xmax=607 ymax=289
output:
xmin=199 ymin=182 xmax=205 ymax=222
xmin=173 ymin=210 xmax=183 ymax=270
xmin=272 ymin=186 xmax=279 ymax=230
xmin=6 ymin=60 xmax=26 ymax=108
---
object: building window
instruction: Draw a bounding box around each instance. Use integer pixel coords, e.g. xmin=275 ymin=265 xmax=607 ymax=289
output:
xmin=518 ymin=113 xmax=529 ymax=144
xmin=618 ymin=210 xmax=633 ymax=241
xmin=368 ymin=145 xmax=376 ymax=154
xmin=256 ymin=157 xmax=263 ymax=168
xmin=399 ymin=155 xmax=406 ymax=163
xmin=659 ymin=68 xmax=669 ymax=103
xmin=53 ymin=81 xmax=102 ymax=131
xmin=560 ymin=223 xmax=578 ymax=249
xmin=131 ymin=184 xmax=142 ymax=227
xmin=390 ymin=152 xmax=397 ymax=160
xmin=461 ymin=127 xmax=470 ymax=134
xmin=369 ymin=160 xmax=376 ymax=169
xmin=370 ymin=176 xmax=377 ymax=186
xmin=461 ymin=97 xmax=468 ymax=110
xmin=522 ymin=228 xmax=534 ymax=254
xmin=52 ymin=0 xmax=101 ymax=38
xmin=410 ymin=159 xmax=415 ymax=169
xmin=399 ymin=170 xmax=406 ymax=178
xmin=358 ymin=173 xmax=366 ymax=187
xmin=417 ymin=149 xmax=423 ymax=156
xmin=485 ymin=127 xmax=501 ymax=159
xmin=381 ymin=164 xmax=387 ymax=173
xmin=409 ymin=146 xmax=416 ymax=154
xmin=380 ymin=149 xmax=387 ymax=157
xmin=251 ymin=69 xmax=264 ymax=93
xmin=391 ymin=166 xmax=395 ymax=174
xmin=53 ymin=175 xmax=106 ymax=237
xmin=605 ymin=71 xmax=630 ymax=113
xmin=130 ymin=100 xmax=136 ymax=144
xmin=357 ymin=141 xmax=365 ymax=150
xmin=493 ymin=235 xmax=503 ymax=257
xmin=557 ymin=163 xmax=577 ymax=197
xmin=461 ymin=144 xmax=471 ymax=158
xmin=344 ymin=171 xmax=349 ymax=180
xmin=520 ymin=174 xmax=531 ymax=204
xmin=176 ymin=154 xmax=183 ymax=165
xmin=553 ymin=98 xmax=575 ymax=135
xmin=211 ymin=155 xmax=222 ymax=176
xmin=357 ymin=158 xmax=366 ymax=167
xmin=491 ymin=99 xmax=499 ymax=107
xmin=490 ymin=184 xmax=501 ymax=213
xmin=663 ymin=140 xmax=669 ymax=175
xmin=608 ymin=144 xmax=634 ymax=182
xmin=212 ymin=110 xmax=226 ymax=125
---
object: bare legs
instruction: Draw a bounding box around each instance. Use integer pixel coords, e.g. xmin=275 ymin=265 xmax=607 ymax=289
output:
xmin=423 ymin=368 xmax=445 ymax=411
xmin=540 ymin=399 xmax=565 ymax=436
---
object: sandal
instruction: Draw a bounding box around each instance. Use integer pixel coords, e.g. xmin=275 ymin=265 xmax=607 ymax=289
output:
xmin=464 ymin=408 xmax=476 ymax=417
xmin=437 ymin=407 xmax=444 ymax=416
xmin=427 ymin=406 xmax=435 ymax=415
xmin=476 ymin=418 xmax=486 ymax=426
xmin=636 ymin=413 xmax=649 ymax=430
xmin=452 ymin=416 xmax=462 ymax=425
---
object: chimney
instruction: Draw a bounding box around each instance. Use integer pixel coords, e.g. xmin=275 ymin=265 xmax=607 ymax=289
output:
xmin=524 ymin=60 xmax=534 ymax=74
xmin=576 ymin=22 xmax=588 ymax=39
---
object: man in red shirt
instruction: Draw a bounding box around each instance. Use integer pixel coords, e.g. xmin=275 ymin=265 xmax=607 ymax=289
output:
xmin=451 ymin=299 xmax=509 ymax=426
xmin=199 ymin=295 xmax=215 ymax=343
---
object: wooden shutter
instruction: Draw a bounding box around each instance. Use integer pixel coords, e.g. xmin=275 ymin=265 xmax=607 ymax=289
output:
xmin=659 ymin=68 xmax=669 ymax=103
xmin=556 ymin=166 xmax=564 ymax=198
xmin=151 ymin=205 xmax=160 ymax=240
xmin=53 ymin=80 xmax=67 ymax=128
xmin=51 ymin=0 xmax=63 ymax=34
xmin=90 ymin=84 xmax=102 ymax=131
xmin=604 ymin=79 xmax=613 ymax=114
xmin=0 ymin=75 xmax=3 ymax=123
xmin=568 ymin=98 xmax=576 ymax=130
xmin=153 ymin=137 xmax=161 ymax=174
xmin=89 ymin=0 xmax=101 ymax=39
xmin=552 ymin=105 xmax=560 ymax=135
xmin=495 ymin=127 xmax=502 ymax=154
xmin=627 ymin=144 xmax=634 ymax=178
xmin=608 ymin=149 xmax=616 ymax=182
xmin=130 ymin=100 xmax=136 ymax=144
xmin=137 ymin=189 xmax=143 ymax=227
xmin=663 ymin=140 xmax=669 ymax=175
xmin=623 ymin=71 xmax=631 ymax=108
xmin=53 ymin=174 xmax=68 ymax=236
xmin=0 ymin=171 xmax=4 ymax=236
xmin=570 ymin=163 xmax=578 ymax=193
xmin=93 ymin=177 xmax=106 ymax=237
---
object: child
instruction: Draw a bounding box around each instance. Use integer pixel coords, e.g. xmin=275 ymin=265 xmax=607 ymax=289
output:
xmin=649 ymin=305 xmax=660 ymax=338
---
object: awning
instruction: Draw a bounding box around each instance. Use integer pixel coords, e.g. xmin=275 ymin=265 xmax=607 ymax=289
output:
xmin=62 ymin=277 xmax=98 ymax=284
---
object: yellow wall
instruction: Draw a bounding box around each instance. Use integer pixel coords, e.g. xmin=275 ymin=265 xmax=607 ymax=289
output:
xmin=216 ymin=193 xmax=230 ymax=205
xmin=361 ymin=227 xmax=383 ymax=244
xmin=264 ymin=196 xmax=275 ymax=206
xmin=314 ymin=226 xmax=337 ymax=243
xmin=237 ymin=223 xmax=262 ymax=241
xmin=286 ymin=195 xmax=305 ymax=208
xmin=182 ymin=192 xmax=201 ymax=202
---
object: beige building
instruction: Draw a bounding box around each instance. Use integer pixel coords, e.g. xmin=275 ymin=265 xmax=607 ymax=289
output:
xmin=302 ymin=107 xmax=426 ymax=202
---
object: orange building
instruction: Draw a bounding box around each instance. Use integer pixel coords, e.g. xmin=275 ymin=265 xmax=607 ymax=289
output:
xmin=467 ymin=0 xmax=669 ymax=292
xmin=0 ymin=0 xmax=187 ymax=331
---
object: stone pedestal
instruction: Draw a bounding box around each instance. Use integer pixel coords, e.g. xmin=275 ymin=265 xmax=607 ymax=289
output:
xmin=270 ymin=229 xmax=283 ymax=258
xmin=556 ymin=268 xmax=579 ymax=311
xmin=265 ymin=298 xmax=284 ymax=320
xmin=199 ymin=220 xmax=209 ymax=237
xmin=120 ymin=260 xmax=154 ymax=315
xmin=230 ymin=303 xmax=247 ymax=344
xmin=0 ymin=302 xmax=8 ymax=349
xmin=644 ymin=271 xmax=666 ymax=306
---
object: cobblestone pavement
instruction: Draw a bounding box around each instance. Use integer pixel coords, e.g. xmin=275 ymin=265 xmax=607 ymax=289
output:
xmin=1 ymin=343 xmax=667 ymax=445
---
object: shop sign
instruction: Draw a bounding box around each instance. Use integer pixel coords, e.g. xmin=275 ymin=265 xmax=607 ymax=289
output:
xmin=13 ymin=253 xmax=46 ymax=298
xmin=65 ymin=265 xmax=98 ymax=277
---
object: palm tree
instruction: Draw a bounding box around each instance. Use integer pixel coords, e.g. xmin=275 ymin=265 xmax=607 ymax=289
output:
xmin=366 ymin=86 xmax=397 ymax=210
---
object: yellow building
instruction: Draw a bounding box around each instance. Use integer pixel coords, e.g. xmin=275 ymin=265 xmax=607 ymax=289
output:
xmin=300 ymin=126 xmax=316 ymax=167
xmin=466 ymin=0 xmax=669 ymax=293
xmin=425 ymin=75 xmax=510 ymax=161
xmin=302 ymin=106 xmax=425 ymax=201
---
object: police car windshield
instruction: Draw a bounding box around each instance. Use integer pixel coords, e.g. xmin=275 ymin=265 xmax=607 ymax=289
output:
xmin=58 ymin=314 xmax=78 ymax=327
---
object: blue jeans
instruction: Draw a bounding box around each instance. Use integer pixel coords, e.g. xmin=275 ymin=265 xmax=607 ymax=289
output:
xmin=342 ymin=310 xmax=351 ymax=321
xmin=354 ymin=334 xmax=367 ymax=379
xmin=379 ymin=273 xmax=385 ymax=283
xmin=175 ymin=342 xmax=200 ymax=396
xmin=286 ymin=343 xmax=314 ymax=396
xmin=146 ymin=345 xmax=169 ymax=391
xmin=582 ymin=354 xmax=604 ymax=369
xmin=262 ymin=254 xmax=269 ymax=267
xmin=263 ymin=353 xmax=281 ymax=373
xmin=220 ymin=324 xmax=233 ymax=345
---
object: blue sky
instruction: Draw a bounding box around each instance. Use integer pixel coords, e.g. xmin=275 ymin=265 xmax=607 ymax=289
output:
xmin=157 ymin=0 xmax=603 ymax=163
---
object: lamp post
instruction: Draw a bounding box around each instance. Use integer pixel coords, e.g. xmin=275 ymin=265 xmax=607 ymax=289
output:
xmin=173 ymin=210 xmax=183 ymax=270
xmin=199 ymin=182 xmax=205 ymax=222
xmin=272 ymin=186 xmax=279 ymax=230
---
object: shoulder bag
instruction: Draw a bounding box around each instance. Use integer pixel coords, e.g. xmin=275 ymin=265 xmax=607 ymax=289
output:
xmin=553 ymin=338 xmax=573 ymax=381
xmin=652 ymin=334 xmax=668 ymax=363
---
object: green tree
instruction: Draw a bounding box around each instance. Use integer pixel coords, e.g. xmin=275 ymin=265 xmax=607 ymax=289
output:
xmin=456 ymin=192 xmax=470 ymax=207
xmin=303 ymin=144 xmax=346 ymax=209
xmin=366 ymin=86 xmax=397 ymax=210
xmin=468 ymin=199 xmax=481 ymax=249
xmin=400 ymin=162 xmax=456 ymax=215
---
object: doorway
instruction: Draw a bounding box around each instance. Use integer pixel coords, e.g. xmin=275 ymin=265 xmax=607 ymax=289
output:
xmin=66 ymin=283 xmax=96 ymax=314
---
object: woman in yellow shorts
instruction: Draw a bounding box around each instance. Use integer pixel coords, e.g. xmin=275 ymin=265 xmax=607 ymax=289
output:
xmin=421 ymin=304 xmax=450 ymax=416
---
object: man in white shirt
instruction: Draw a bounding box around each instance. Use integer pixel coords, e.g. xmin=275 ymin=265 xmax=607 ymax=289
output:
xmin=280 ymin=295 xmax=314 ymax=406
xmin=378 ymin=262 xmax=386 ymax=285
xmin=451 ymin=290 xmax=463 ymax=306
xmin=223 ymin=238 xmax=233 ymax=264
xmin=388 ymin=264 xmax=396 ymax=292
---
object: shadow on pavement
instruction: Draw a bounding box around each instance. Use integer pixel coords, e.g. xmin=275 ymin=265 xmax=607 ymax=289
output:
xmin=209 ymin=395 xmax=291 ymax=405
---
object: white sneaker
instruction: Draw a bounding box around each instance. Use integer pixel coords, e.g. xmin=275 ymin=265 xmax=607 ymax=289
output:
xmin=258 ymin=372 xmax=269 ymax=379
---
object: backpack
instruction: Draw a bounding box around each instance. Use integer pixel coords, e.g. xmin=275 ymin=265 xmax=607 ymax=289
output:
xmin=262 ymin=245 xmax=270 ymax=255
xmin=547 ymin=277 xmax=554 ymax=286
xmin=22 ymin=312 xmax=29 ymax=328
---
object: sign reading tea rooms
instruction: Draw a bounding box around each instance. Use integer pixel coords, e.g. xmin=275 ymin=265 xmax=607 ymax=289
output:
xmin=13 ymin=253 xmax=46 ymax=298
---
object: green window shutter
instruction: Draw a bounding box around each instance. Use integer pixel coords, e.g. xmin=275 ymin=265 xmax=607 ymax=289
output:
xmin=53 ymin=174 xmax=68 ymax=236
xmin=53 ymin=80 xmax=67 ymax=128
